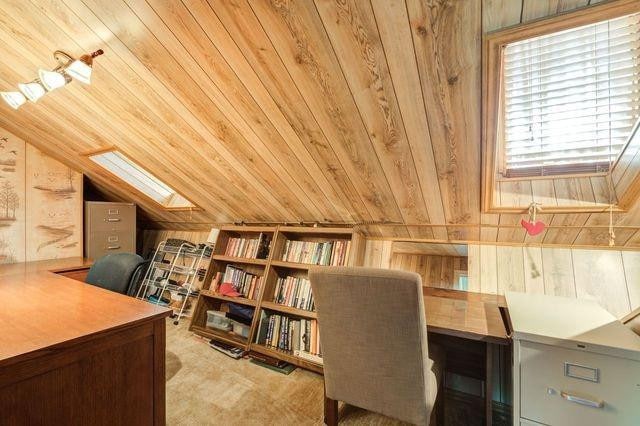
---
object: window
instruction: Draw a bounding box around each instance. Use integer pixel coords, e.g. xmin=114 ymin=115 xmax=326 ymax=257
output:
xmin=500 ymin=11 xmax=640 ymax=177
xmin=89 ymin=150 xmax=195 ymax=209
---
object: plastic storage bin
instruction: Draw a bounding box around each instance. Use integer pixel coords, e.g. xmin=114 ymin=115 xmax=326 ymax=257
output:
xmin=231 ymin=320 xmax=250 ymax=338
xmin=206 ymin=310 xmax=232 ymax=331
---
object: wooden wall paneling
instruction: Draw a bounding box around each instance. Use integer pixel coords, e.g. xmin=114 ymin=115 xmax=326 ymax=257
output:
xmin=10 ymin=0 xmax=245 ymax=223
xmin=7 ymin=0 xmax=269 ymax=223
xmin=541 ymin=248 xmax=576 ymax=297
xmin=480 ymin=213 xmax=500 ymax=242
xmin=50 ymin=0 xmax=296 ymax=222
xmin=522 ymin=246 xmax=545 ymax=294
xmin=622 ymin=251 xmax=640 ymax=310
xmin=572 ymin=249 xmax=631 ymax=317
xmin=74 ymin=0 xmax=318 ymax=221
xmin=25 ymin=145 xmax=82 ymax=261
xmin=363 ymin=239 xmax=393 ymax=268
xmin=247 ymin=0 xmax=405 ymax=226
xmin=467 ymin=244 xmax=481 ymax=292
xmin=497 ymin=180 xmax=531 ymax=242
xmin=480 ymin=244 xmax=499 ymax=294
xmin=521 ymin=0 xmax=590 ymax=22
xmin=370 ymin=0 xmax=447 ymax=240
xmin=482 ymin=0 xmax=523 ymax=32
xmin=543 ymin=178 xmax=591 ymax=244
xmin=496 ymin=246 xmax=525 ymax=293
xmin=181 ymin=0 xmax=372 ymax=224
xmin=313 ymin=0 xmax=434 ymax=238
xmin=131 ymin=0 xmax=346 ymax=223
xmin=140 ymin=229 xmax=211 ymax=257
xmin=0 ymin=132 xmax=25 ymax=264
xmin=406 ymin=0 xmax=482 ymax=226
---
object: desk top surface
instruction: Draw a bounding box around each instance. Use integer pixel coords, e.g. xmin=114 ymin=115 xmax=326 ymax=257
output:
xmin=423 ymin=287 xmax=509 ymax=344
xmin=0 ymin=258 xmax=171 ymax=367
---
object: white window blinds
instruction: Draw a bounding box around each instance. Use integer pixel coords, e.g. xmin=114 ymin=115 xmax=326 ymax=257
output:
xmin=502 ymin=12 xmax=640 ymax=177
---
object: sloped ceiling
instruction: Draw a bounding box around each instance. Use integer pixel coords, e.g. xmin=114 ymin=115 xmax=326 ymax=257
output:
xmin=0 ymin=0 xmax=639 ymax=246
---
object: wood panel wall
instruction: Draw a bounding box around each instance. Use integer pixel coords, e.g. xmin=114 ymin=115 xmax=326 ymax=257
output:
xmin=0 ymin=130 xmax=82 ymax=263
xmin=365 ymin=239 xmax=640 ymax=318
xmin=390 ymin=253 xmax=467 ymax=289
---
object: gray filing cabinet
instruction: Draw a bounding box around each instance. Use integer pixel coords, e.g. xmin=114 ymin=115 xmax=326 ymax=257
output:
xmin=84 ymin=201 xmax=136 ymax=260
xmin=506 ymin=292 xmax=640 ymax=426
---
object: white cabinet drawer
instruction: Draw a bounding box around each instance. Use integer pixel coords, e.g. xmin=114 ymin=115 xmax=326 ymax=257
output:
xmin=520 ymin=340 xmax=640 ymax=425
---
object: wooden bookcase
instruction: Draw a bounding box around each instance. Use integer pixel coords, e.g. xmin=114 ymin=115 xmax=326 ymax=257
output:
xmin=189 ymin=225 xmax=365 ymax=374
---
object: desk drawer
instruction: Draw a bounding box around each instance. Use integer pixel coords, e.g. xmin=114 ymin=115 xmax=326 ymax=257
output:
xmin=520 ymin=340 xmax=640 ymax=426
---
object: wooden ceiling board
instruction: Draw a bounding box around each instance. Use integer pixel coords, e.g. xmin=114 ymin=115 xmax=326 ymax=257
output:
xmin=0 ymin=0 xmax=638 ymax=247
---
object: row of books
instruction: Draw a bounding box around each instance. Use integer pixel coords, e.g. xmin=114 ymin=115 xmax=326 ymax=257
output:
xmin=261 ymin=314 xmax=322 ymax=364
xmin=212 ymin=266 xmax=262 ymax=300
xmin=224 ymin=233 xmax=271 ymax=259
xmin=282 ymin=239 xmax=351 ymax=266
xmin=273 ymin=275 xmax=314 ymax=311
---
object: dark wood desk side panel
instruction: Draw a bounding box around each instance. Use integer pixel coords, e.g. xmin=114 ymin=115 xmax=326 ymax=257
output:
xmin=55 ymin=267 xmax=90 ymax=283
xmin=0 ymin=318 xmax=165 ymax=426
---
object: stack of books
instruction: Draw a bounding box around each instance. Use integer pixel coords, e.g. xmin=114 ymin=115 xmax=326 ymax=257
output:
xmin=282 ymin=239 xmax=351 ymax=266
xmin=224 ymin=233 xmax=271 ymax=259
xmin=262 ymin=314 xmax=322 ymax=364
xmin=212 ymin=266 xmax=262 ymax=300
xmin=273 ymin=275 xmax=314 ymax=311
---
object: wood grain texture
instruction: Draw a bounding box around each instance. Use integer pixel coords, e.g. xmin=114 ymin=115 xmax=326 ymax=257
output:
xmin=0 ymin=0 xmax=636 ymax=247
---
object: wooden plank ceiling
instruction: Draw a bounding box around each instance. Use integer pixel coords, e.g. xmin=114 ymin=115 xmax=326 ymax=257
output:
xmin=0 ymin=0 xmax=637 ymax=247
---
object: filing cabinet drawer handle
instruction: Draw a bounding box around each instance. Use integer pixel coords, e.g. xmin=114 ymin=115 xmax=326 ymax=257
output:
xmin=107 ymin=245 xmax=121 ymax=250
xmin=561 ymin=391 xmax=604 ymax=409
xmin=105 ymin=218 xmax=121 ymax=222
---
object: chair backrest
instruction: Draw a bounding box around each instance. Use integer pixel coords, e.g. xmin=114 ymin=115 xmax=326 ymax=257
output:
xmin=86 ymin=253 xmax=146 ymax=295
xmin=309 ymin=266 xmax=435 ymax=425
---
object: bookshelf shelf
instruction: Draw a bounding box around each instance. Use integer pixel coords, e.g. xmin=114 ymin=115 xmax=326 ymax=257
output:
xmin=191 ymin=325 xmax=248 ymax=347
xmin=200 ymin=290 xmax=258 ymax=307
xmin=211 ymin=255 xmax=268 ymax=266
xmin=260 ymin=301 xmax=317 ymax=319
xmin=250 ymin=343 xmax=323 ymax=374
xmin=189 ymin=225 xmax=365 ymax=373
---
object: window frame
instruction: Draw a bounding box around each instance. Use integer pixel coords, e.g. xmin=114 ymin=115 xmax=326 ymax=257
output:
xmin=482 ymin=0 xmax=640 ymax=213
xmin=84 ymin=147 xmax=201 ymax=212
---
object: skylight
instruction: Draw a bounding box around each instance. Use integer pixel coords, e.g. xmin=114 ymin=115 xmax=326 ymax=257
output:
xmin=89 ymin=150 xmax=194 ymax=209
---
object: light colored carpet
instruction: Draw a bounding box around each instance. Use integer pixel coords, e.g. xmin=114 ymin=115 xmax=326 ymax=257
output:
xmin=166 ymin=319 xmax=407 ymax=426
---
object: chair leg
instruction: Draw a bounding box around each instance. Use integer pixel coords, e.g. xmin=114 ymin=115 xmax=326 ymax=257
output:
xmin=324 ymin=385 xmax=338 ymax=426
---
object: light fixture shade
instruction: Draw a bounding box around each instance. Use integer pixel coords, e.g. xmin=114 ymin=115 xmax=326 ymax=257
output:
xmin=38 ymin=69 xmax=67 ymax=91
xmin=18 ymin=82 xmax=46 ymax=102
xmin=66 ymin=56 xmax=92 ymax=84
xmin=1 ymin=91 xmax=26 ymax=109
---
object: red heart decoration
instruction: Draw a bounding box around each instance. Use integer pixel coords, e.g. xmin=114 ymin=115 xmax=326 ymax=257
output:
xmin=521 ymin=219 xmax=545 ymax=236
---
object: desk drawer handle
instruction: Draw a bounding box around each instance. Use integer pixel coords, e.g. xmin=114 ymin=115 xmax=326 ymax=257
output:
xmin=561 ymin=391 xmax=604 ymax=409
xmin=107 ymin=245 xmax=121 ymax=250
xmin=105 ymin=218 xmax=121 ymax=222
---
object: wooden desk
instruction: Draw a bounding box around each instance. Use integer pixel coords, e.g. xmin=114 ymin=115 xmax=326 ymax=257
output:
xmin=423 ymin=287 xmax=510 ymax=425
xmin=424 ymin=287 xmax=509 ymax=344
xmin=0 ymin=258 xmax=171 ymax=425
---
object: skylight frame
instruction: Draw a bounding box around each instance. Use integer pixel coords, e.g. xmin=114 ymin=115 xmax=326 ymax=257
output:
xmin=87 ymin=148 xmax=198 ymax=211
xmin=482 ymin=0 xmax=640 ymax=214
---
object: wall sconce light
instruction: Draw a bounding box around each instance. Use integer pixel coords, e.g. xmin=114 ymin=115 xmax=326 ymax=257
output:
xmin=1 ymin=49 xmax=103 ymax=110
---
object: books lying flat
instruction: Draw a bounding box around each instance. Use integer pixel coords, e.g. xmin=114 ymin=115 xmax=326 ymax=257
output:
xmin=249 ymin=358 xmax=296 ymax=375
xmin=209 ymin=340 xmax=244 ymax=359
xmin=212 ymin=265 xmax=262 ymax=300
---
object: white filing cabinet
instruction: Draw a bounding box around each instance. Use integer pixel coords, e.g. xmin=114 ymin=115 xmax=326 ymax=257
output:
xmin=506 ymin=292 xmax=640 ymax=426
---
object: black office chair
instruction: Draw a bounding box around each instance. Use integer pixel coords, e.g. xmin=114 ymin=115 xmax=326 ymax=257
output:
xmin=85 ymin=253 xmax=149 ymax=296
